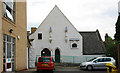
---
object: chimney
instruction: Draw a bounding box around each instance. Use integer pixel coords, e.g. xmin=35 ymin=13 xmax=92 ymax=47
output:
xmin=31 ymin=27 xmax=37 ymax=34
xmin=105 ymin=33 xmax=109 ymax=43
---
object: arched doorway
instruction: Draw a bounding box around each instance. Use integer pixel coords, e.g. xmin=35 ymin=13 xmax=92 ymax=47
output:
xmin=41 ymin=48 xmax=51 ymax=56
xmin=55 ymin=49 xmax=60 ymax=63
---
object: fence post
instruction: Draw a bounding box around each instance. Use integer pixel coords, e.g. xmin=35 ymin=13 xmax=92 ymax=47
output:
xmin=35 ymin=56 xmax=37 ymax=66
xmin=73 ymin=56 xmax=75 ymax=64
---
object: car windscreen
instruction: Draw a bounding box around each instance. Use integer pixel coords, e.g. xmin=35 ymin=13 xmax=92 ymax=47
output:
xmin=88 ymin=57 xmax=97 ymax=62
xmin=39 ymin=57 xmax=51 ymax=62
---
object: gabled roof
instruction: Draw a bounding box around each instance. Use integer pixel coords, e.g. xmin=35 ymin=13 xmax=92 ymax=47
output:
xmin=29 ymin=5 xmax=79 ymax=35
xmin=79 ymin=30 xmax=105 ymax=55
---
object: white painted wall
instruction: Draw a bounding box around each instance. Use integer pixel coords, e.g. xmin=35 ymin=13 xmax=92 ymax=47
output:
xmin=29 ymin=43 xmax=35 ymax=68
xmin=0 ymin=1 xmax=2 ymax=72
xmin=29 ymin=6 xmax=83 ymax=67
xmin=31 ymin=6 xmax=83 ymax=55
xmin=29 ymin=6 xmax=104 ymax=68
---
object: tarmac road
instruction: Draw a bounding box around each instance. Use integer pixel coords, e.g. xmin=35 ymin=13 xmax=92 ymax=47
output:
xmin=19 ymin=66 xmax=107 ymax=73
xmin=19 ymin=71 xmax=107 ymax=73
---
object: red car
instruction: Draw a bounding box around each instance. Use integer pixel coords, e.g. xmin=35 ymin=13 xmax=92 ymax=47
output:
xmin=37 ymin=56 xmax=55 ymax=72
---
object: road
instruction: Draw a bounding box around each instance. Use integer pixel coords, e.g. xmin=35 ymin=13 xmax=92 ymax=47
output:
xmin=18 ymin=66 xmax=107 ymax=73
xmin=18 ymin=71 xmax=107 ymax=73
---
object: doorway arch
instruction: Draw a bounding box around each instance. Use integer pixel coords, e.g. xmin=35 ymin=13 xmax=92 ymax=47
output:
xmin=41 ymin=48 xmax=51 ymax=56
xmin=55 ymin=49 xmax=60 ymax=63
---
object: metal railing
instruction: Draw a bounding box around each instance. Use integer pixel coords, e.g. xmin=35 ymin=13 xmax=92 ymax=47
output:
xmin=35 ymin=55 xmax=99 ymax=66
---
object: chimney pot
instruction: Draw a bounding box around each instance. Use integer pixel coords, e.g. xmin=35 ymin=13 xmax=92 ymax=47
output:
xmin=31 ymin=27 xmax=37 ymax=34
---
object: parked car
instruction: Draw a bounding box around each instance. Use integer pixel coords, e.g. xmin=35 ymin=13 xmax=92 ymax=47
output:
xmin=80 ymin=57 xmax=116 ymax=70
xmin=37 ymin=56 xmax=55 ymax=72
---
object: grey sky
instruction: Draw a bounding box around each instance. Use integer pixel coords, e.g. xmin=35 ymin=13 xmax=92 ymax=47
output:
xmin=27 ymin=0 xmax=119 ymax=41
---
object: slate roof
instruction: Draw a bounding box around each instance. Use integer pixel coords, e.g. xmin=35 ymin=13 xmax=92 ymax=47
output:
xmin=79 ymin=30 xmax=105 ymax=55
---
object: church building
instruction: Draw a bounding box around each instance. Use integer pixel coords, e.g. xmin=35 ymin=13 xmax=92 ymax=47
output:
xmin=29 ymin=5 xmax=105 ymax=68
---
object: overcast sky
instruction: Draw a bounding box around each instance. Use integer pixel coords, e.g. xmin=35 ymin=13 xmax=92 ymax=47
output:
xmin=27 ymin=0 xmax=120 ymax=41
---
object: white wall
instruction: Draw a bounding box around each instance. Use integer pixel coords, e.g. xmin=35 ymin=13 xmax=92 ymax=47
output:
xmin=29 ymin=43 xmax=35 ymax=68
xmin=29 ymin=6 xmax=107 ymax=68
xmin=30 ymin=6 xmax=82 ymax=56
xmin=0 ymin=1 xmax=2 ymax=72
xmin=29 ymin=6 xmax=83 ymax=67
xmin=29 ymin=6 xmax=105 ymax=68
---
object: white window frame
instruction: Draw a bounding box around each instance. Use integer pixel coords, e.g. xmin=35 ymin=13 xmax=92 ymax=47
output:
xmin=3 ymin=34 xmax=15 ymax=72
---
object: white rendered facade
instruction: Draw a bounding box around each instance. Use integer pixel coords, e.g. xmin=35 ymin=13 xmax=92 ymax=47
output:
xmin=29 ymin=6 xmax=103 ymax=68
xmin=29 ymin=6 xmax=83 ymax=67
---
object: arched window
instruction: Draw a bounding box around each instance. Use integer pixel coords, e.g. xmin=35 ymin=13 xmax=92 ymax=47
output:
xmin=72 ymin=43 xmax=77 ymax=48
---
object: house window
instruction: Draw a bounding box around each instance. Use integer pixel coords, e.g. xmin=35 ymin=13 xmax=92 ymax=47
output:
xmin=72 ymin=43 xmax=77 ymax=48
xmin=38 ymin=33 xmax=42 ymax=40
xmin=3 ymin=0 xmax=15 ymax=22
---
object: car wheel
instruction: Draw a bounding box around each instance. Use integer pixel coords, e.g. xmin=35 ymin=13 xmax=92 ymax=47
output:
xmin=87 ymin=65 xmax=93 ymax=71
xmin=80 ymin=66 xmax=82 ymax=70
